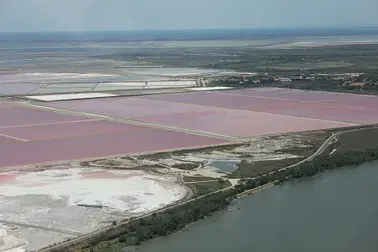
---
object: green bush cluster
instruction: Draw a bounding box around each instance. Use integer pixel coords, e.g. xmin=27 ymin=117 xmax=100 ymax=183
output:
xmin=88 ymin=148 xmax=378 ymax=251
xmin=112 ymin=191 xmax=235 ymax=247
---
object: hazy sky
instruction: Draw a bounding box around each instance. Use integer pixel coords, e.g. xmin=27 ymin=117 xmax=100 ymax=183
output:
xmin=0 ymin=0 xmax=378 ymax=32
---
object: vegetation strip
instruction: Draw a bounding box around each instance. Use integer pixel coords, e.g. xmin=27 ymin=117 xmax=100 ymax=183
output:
xmin=79 ymin=153 xmax=378 ymax=251
xmin=41 ymin=127 xmax=378 ymax=252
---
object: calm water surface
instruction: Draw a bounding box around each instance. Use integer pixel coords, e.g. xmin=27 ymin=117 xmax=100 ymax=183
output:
xmin=209 ymin=160 xmax=239 ymax=173
xmin=134 ymin=161 xmax=378 ymax=252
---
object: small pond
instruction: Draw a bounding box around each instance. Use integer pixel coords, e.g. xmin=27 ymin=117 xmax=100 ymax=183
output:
xmin=208 ymin=160 xmax=240 ymax=173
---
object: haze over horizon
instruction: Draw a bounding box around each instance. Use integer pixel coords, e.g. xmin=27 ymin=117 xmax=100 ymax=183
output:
xmin=0 ymin=0 xmax=378 ymax=32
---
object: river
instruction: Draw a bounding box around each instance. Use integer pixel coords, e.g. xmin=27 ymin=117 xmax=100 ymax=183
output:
xmin=129 ymin=161 xmax=378 ymax=252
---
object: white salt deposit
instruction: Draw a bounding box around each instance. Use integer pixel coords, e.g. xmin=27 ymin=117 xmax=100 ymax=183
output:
xmin=97 ymin=82 xmax=146 ymax=87
xmin=95 ymin=80 xmax=196 ymax=91
xmin=25 ymin=92 xmax=118 ymax=101
xmin=0 ymin=169 xmax=186 ymax=213
xmin=0 ymin=168 xmax=188 ymax=252
xmin=146 ymin=80 xmax=196 ymax=88
xmin=0 ymin=223 xmax=26 ymax=252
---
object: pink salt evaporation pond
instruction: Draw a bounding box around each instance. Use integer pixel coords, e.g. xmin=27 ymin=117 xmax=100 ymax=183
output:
xmin=0 ymin=119 xmax=151 ymax=141
xmin=325 ymin=96 xmax=378 ymax=109
xmin=224 ymin=88 xmax=360 ymax=103
xmin=146 ymin=92 xmax=296 ymax=110
xmin=250 ymin=102 xmax=378 ymax=124
xmin=48 ymin=96 xmax=219 ymax=118
xmin=0 ymin=104 xmax=91 ymax=128
xmin=0 ymin=102 xmax=230 ymax=168
xmin=136 ymin=109 xmax=356 ymax=137
xmin=0 ymin=135 xmax=21 ymax=144
xmin=0 ymin=126 xmax=229 ymax=168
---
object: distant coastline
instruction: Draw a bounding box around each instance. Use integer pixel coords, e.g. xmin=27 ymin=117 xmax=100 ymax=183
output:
xmin=1 ymin=27 xmax=378 ymax=43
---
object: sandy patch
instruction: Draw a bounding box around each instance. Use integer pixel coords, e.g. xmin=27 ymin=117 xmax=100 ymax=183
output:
xmin=0 ymin=223 xmax=27 ymax=252
xmin=0 ymin=168 xmax=186 ymax=212
xmin=0 ymin=168 xmax=187 ymax=251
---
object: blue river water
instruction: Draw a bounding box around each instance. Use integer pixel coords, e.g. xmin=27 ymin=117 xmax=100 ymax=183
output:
xmin=131 ymin=161 xmax=378 ymax=252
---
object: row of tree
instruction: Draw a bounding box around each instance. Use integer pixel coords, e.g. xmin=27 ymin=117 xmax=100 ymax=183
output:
xmin=215 ymin=76 xmax=378 ymax=95
xmin=234 ymin=147 xmax=378 ymax=194
xmin=79 ymin=147 xmax=378 ymax=251
xmin=83 ymin=191 xmax=235 ymax=251
xmin=116 ymin=191 xmax=234 ymax=246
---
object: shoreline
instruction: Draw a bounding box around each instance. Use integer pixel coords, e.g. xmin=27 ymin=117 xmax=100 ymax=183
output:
xmin=36 ymin=126 xmax=378 ymax=252
xmin=236 ymin=182 xmax=274 ymax=199
xmin=86 ymin=149 xmax=378 ymax=252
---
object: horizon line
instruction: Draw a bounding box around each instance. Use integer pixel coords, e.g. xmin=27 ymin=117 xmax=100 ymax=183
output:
xmin=1 ymin=26 xmax=378 ymax=34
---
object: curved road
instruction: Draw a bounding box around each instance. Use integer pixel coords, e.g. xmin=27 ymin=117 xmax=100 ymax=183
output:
xmin=37 ymin=126 xmax=377 ymax=252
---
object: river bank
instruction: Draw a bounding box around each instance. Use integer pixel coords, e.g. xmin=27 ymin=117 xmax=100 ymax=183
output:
xmin=85 ymin=146 xmax=378 ymax=252
xmin=134 ymin=160 xmax=378 ymax=252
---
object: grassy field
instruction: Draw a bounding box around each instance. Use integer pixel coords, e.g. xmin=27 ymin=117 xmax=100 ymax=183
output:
xmin=229 ymin=158 xmax=303 ymax=178
xmin=95 ymin=41 xmax=378 ymax=95
xmin=228 ymin=130 xmax=332 ymax=178
xmin=187 ymin=180 xmax=232 ymax=196
xmin=171 ymin=162 xmax=200 ymax=170
xmin=96 ymin=43 xmax=378 ymax=74
xmin=257 ymin=61 xmax=353 ymax=70
xmin=336 ymin=127 xmax=378 ymax=153
xmin=275 ymin=131 xmax=331 ymax=156
xmin=183 ymin=176 xmax=215 ymax=182
xmin=135 ymin=143 xmax=243 ymax=161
